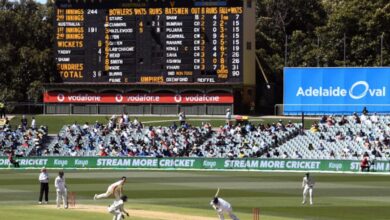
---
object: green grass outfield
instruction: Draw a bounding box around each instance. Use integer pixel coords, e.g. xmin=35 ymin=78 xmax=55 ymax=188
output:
xmin=9 ymin=115 xmax=315 ymax=134
xmin=0 ymin=170 xmax=390 ymax=220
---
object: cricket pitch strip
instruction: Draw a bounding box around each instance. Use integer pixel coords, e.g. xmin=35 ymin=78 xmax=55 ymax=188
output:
xmin=46 ymin=204 xmax=216 ymax=220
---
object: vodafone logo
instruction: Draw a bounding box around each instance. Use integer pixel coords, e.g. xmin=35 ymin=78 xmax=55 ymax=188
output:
xmin=57 ymin=93 xmax=65 ymax=102
xmin=115 ymin=94 xmax=123 ymax=103
xmin=44 ymin=93 xmax=232 ymax=104
xmin=174 ymin=95 xmax=182 ymax=103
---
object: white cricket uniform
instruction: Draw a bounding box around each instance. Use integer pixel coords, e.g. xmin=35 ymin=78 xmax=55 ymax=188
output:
xmin=31 ymin=119 xmax=36 ymax=129
xmin=210 ymin=198 xmax=239 ymax=220
xmin=54 ymin=176 xmax=67 ymax=208
xmin=96 ymin=179 xmax=125 ymax=200
xmin=302 ymin=176 xmax=315 ymax=205
xmin=108 ymin=199 xmax=125 ymax=220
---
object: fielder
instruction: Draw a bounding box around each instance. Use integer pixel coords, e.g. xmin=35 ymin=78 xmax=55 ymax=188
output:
xmin=302 ymin=172 xmax=315 ymax=205
xmin=210 ymin=197 xmax=239 ymax=220
xmin=54 ymin=171 xmax=68 ymax=209
xmin=108 ymin=195 xmax=129 ymax=220
xmin=94 ymin=176 xmax=126 ymax=200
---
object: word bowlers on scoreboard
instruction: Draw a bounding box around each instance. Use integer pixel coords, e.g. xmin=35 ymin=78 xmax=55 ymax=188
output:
xmin=54 ymin=0 xmax=243 ymax=84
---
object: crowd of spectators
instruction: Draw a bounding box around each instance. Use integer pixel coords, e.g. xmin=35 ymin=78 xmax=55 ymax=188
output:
xmin=48 ymin=114 xmax=300 ymax=158
xmin=2 ymin=111 xmax=390 ymax=164
xmin=301 ymin=111 xmax=390 ymax=161
xmin=0 ymin=115 xmax=48 ymax=159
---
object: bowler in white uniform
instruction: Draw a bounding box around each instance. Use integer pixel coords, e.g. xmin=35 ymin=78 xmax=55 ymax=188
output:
xmin=54 ymin=171 xmax=68 ymax=209
xmin=108 ymin=195 xmax=129 ymax=220
xmin=210 ymin=197 xmax=239 ymax=220
xmin=302 ymin=173 xmax=315 ymax=205
xmin=94 ymin=176 xmax=126 ymax=200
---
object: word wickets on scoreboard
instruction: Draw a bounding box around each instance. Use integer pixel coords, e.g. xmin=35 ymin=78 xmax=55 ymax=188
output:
xmin=55 ymin=0 xmax=243 ymax=84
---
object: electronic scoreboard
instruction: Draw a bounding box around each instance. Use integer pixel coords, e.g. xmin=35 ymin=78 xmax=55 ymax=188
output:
xmin=55 ymin=0 xmax=243 ymax=84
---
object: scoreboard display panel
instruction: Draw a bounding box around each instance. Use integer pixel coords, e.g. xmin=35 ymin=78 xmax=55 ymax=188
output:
xmin=55 ymin=0 xmax=243 ymax=84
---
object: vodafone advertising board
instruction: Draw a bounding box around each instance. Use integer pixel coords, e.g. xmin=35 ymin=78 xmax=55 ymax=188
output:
xmin=44 ymin=92 xmax=233 ymax=104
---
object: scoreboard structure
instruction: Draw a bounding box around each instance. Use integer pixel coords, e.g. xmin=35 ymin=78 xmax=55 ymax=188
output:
xmin=45 ymin=0 xmax=256 ymax=115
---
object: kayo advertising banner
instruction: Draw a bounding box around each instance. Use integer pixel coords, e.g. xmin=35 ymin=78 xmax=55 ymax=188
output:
xmin=43 ymin=92 xmax=233 ymax=104
xmin=284 ymin=67 xmax=390 ymax=114
xmin=1 ymin=157 xmax=389 ymax=172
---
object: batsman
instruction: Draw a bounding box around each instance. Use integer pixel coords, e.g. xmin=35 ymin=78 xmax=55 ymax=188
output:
xmin=210 ymin=188 xmax=240 ymax=220
xmin=54 ymin=171 xmax=68 ymax=209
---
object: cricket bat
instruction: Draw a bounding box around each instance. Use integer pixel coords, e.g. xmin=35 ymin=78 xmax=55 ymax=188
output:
xmin=215 ymin=188 xmax=220 ymax=197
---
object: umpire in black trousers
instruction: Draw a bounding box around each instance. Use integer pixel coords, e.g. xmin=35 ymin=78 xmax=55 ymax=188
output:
xmin=38 ymin=167 xmax=49 ymax=204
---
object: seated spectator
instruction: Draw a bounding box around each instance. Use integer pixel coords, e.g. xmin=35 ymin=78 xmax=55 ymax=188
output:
xmin=326 ymin=136 xmax=335 ymax=142
xmin=70 ymin=149 xmax=77 ymax=157
xmin=329 ymin=150 xmax=336 ymax=158
xmin=371 ymin=148 xmax=382 ymax=158
xmin=308 ymin=143 xmax=314 ymax=151
xmin=98 ymin=147 xmax=108 ymax=157
xmin=271 ymin=134 xmax=278 ymax=147
xmin=355 ymin=133 xmax=364 ymax=142
xmin=207 ymin=149 xmax=217 ymax=158
xmin=227 ymin=151 xmax=234 ymax=160
xmin=310 ymin=123 xmax=319 ymax=133
xmin=360 ymin=113 xmax=368 ymax=123
xmin=370 ymin=113 xmax=378 ymax=124
xmin=238 ymin=151 xmax=246 ymax=158
xmin=82 ymin=122 xmax=89 ymax=133
xmin=338 ymin=116 xmax=348 ymax=126
xmin=353 ymin=113 xmax=361 ymax=124
xmin=273 ymin=149 xmax=280 ymax=157
xmin=286 ymin=120 xmax=294 ymax=128
xmin=320 ymin=115 xmax=327 ymax=124
xmin=294 ymin=151 xmax=302 ymax=159
xmin=363 ymin=139 xmax=372 ymax=149
xmin=341 ymin=151 xmax=348 ymax=159
xmin=326 ymin=116 xmax=335 ymax=126
xmin=299 ymin=126 xmax=305 ymax=135
xmin=335 ymin=131 xmax=345 ymax=140
xmin=318 ymin=143 xmax=325 ymax=151
xmin=346 ymin=128 xmax=354 ymax=136
xmin=343 ymin=146 xmax=352 ymax=154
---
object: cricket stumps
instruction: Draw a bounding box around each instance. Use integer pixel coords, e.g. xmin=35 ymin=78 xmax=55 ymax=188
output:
xmin=253 ymin=207 xmax=260 ymax=220
xmin=68 ymin=192 xmax=76 ymax=208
